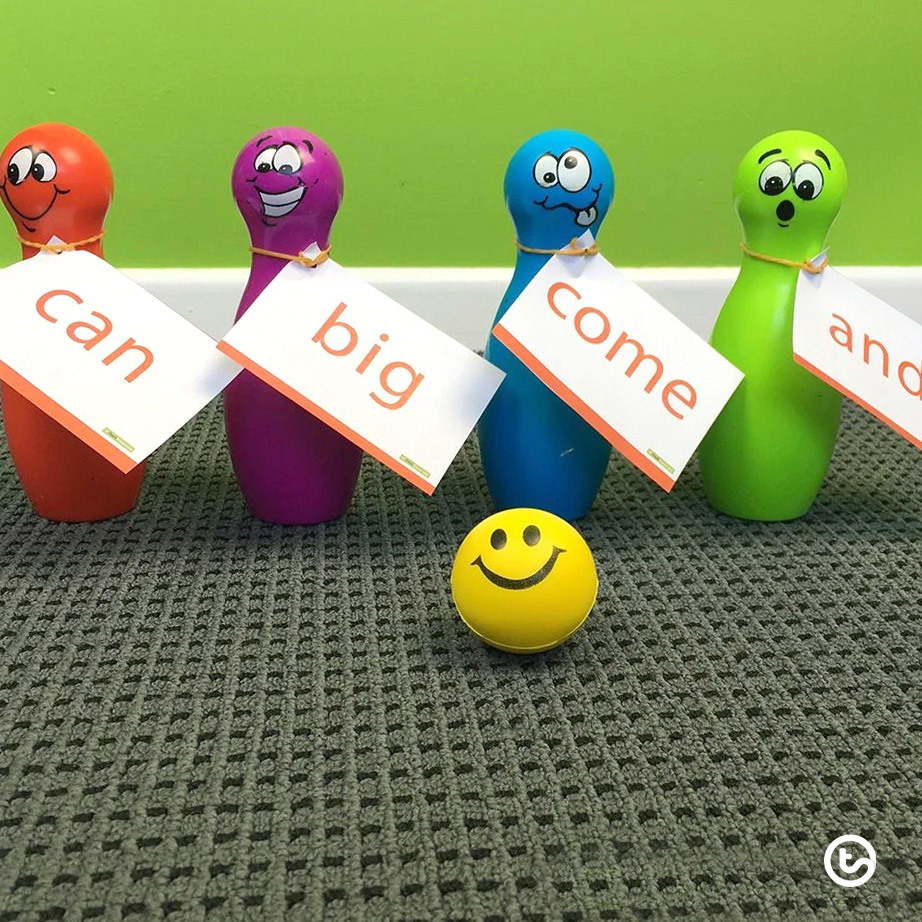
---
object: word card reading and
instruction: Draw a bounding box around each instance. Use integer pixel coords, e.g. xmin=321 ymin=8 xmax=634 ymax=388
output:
xmin=794 ymin=261 xmax=922 ymax=450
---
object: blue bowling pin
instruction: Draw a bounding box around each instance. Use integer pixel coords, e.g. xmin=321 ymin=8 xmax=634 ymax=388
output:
xmin=479 ymin=130 xmax=616 ymax=520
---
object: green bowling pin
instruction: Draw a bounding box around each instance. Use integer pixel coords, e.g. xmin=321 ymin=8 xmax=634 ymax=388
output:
xmin=699 ymin=130 xmax=847 ymax=521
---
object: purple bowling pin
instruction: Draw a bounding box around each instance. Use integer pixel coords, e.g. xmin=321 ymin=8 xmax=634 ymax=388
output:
xmin=224 ymin=127 xmax=362 ymax=523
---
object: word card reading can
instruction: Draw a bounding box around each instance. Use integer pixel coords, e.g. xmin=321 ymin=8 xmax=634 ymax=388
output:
xmin=0 ymin=250 xmax=241 ymax=471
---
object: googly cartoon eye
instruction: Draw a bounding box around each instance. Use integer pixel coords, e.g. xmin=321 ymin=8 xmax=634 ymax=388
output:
xmin=792 ymin=162 xmax=824 ymax=200
xmin=273 ymin=144 xmax=302 ymax=175
xmin=758 ymin=160 xmax=792 ymax=196
xmin=490 ymin=528 xmax=507 ymax=550
xmin=523 ymin=525 xmax=541 ymax=546
xmin=557 ymin=148 xmax=591 ymax=193
xmin=533 ymin=153 xmax=559 ymax=188
xmin=31 ymin=152 xmax=57 ymax=183
xmin=7 ymin=148 xmax=33 ymax=185
xmin=254 ymin=146 xmax=277 ymax=173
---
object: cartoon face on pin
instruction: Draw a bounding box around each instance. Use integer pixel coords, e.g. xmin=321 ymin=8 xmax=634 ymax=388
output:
xmin=734 ymin=129 xmax=847 ymax=246
xmin=0 ymin=123 xmax=113 ymax=235
xmin=504 ymin=129 xmax=615 ymax=243
xmin=231 ymin=127 xmax=343 ymax=241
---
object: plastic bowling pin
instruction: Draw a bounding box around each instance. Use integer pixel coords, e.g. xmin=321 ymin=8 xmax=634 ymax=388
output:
xmin=0 ymin=123 xmax=146 ymax=522
xmin=698 ymin=130 xmax=847 ymax=521
xmin=224 ymin=127 xmax=362 ymax=524
xmin=479 ymin=130 xmax=615 ymax=520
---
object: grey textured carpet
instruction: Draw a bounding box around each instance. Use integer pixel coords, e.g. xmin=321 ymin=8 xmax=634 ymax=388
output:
xmin=0 ymin=399 xmax=920 ymax=922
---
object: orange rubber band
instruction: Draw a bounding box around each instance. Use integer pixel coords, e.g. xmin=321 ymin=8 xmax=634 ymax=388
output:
xmin=18 ymin=232 xmax=105 ymax=254
xmin=515 ymin=238 xmax=599 ymax=257
xmin=249 ymin=245 xmax=331 ymax=268
xmin=740 ymin=242 xmax=827 ymax=275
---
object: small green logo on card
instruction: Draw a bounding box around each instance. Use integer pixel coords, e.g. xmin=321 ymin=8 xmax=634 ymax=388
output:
xmin=399 ymin=454 xmax=431 ymax=478
xmin=646 ymin=448 xmax=675 ymax=475
xmin=103 ymin=428 xmax=135 ymax=453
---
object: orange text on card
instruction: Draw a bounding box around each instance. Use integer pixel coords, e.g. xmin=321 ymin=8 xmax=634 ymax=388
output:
xmin=311 ymin=301 xmax=424 ymax=410
xmin=36 ymin=289 xmax=154 ymax=383
xmin=546 ymin=282 xmax=696 ymax=419
xmin=829 ymin=312 xmax=922 ymax=398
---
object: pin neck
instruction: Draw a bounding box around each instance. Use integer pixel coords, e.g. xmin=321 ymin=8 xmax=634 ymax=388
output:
xmin=238 ymin=234 xmax=332 ymax=317
xmin=248 ymin=244 xmax=331 ymax=268
xmin=739 ymin=242 xmax=827 ymax=275
xmin=514 ymin=238 xmax=599 ymax=257
xmin=18 ymin=232 xmax=106 ymax=256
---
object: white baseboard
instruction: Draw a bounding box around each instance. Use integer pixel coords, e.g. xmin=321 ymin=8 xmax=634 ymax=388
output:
xmin=124 ymin=267 xmax=922 ymax=350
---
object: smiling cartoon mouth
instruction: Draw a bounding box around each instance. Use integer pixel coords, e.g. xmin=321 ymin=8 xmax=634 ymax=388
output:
xmin=0 ymin=182 xmax=67 ymax=228
xmin=257 ymin=185 xmax=305 ymax=218
xmin=471 ymin=546 xmax=566 ymax=590
xmin=535 ymin=185 xmax=601 ymax=228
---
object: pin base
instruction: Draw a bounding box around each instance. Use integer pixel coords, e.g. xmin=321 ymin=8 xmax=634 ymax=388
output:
xmin=224 ymin=372 xmax=362 ymax=526
xmin=702 ymin=490 xmax=815 ymax=523
xmin=1 ymin=384 xmax=145 ymax=522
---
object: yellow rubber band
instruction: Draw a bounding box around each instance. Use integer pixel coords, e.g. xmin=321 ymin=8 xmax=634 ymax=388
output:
xmin=740 ymin=242 xmax=827 ymax=275
xmin=18 ymin=232 xmax=105 ymax=254
xmin=515 ymin=237 xmax=599 ymax=257
xmin=249 ymin=245 xmax=331 ymax=268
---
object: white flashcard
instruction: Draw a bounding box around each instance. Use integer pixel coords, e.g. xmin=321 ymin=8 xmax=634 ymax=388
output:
xmin=218 ymin=251 xmax=505 ymax=494
xmin=493 ymin=233 xmax=744 ymax=491
xmin=0 ymin=250 xmax=241 ymax=471
xmin=794 ymin=261 xmax=922 ymax=450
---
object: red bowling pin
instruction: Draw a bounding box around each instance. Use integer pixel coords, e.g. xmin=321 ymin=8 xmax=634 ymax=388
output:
xmin=0 ymin=124 xmax=145 ymax=521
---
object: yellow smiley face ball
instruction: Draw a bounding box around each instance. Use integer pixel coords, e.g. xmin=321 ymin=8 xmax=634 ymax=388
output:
xmin=451 ymin=508 xmax=598 ymax=654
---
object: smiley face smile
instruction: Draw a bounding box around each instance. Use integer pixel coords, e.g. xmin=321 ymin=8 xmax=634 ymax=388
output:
xmin=257 ymin=185 xmax=305 ymax=218
xmin=471 ymin=545 xmax=566 ymax=590
xmin=0 ymin=182 xmax=67 ymax=227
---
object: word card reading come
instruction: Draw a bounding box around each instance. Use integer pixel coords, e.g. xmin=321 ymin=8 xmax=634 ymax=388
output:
xmin=494 ymin=234 xmax=744 ymax=490
xmin=218 ymin=253 xmax=505 ymax=494
xmin=794 ymin=261 xmax=922 ymax=450
xmin=0 ymin=250 xmax=241 ymax=471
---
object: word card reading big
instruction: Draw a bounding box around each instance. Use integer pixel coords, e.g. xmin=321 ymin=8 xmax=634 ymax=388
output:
xmin=794 ymin=264 xmax=922 ymax=450
xmin=218 ymin=255 xmax=505 ymax=494
xmin=0 ymin=251 xmax=241 ymax=472
xmin=494 ymin=238 xmax=743 ymax=490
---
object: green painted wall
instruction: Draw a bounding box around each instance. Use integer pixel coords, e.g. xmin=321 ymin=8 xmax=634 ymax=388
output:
xmin=2 ymin=1 xmax=920 ymax=267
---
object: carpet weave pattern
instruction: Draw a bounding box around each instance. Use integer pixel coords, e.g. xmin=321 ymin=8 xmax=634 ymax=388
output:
xmin=0 ymin=400 xmax=920 ymax=921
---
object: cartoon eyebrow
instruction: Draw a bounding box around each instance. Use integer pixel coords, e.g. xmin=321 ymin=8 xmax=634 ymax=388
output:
xmin=758 ymin=148 xmax=783 ymax=163
xmin=815 ymin=148 xmax=831 ymax=169
xmin=256 ymin=136 xmax=273 ymax=148
xmin=303 ymin=139 xmax=314 ymax=153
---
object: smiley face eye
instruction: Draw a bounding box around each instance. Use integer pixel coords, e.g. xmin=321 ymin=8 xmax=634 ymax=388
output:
xmin=490 ymin=528 xmax=507 ymax=550
xmin=533 ymin=153 xmax=559 ymax=188
xmin=557 ymin=148 xmax=590 ymax=192
xmin=7 ymin=147 xmax=33 ymax=185
xmin=758 ymin=160 xmax=792 ymax=196
xmin=792 ymin=162 xmax=824 ymax=200
xmin=273 ymin=143 xmax=302 ymax=175
xmin=254 ymin=146 xmax=277 ymax=173
xmin=31 ymin=152 xmax=56 ymax=183
xmin=523 ymin=525 xmax=541 ymax=546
